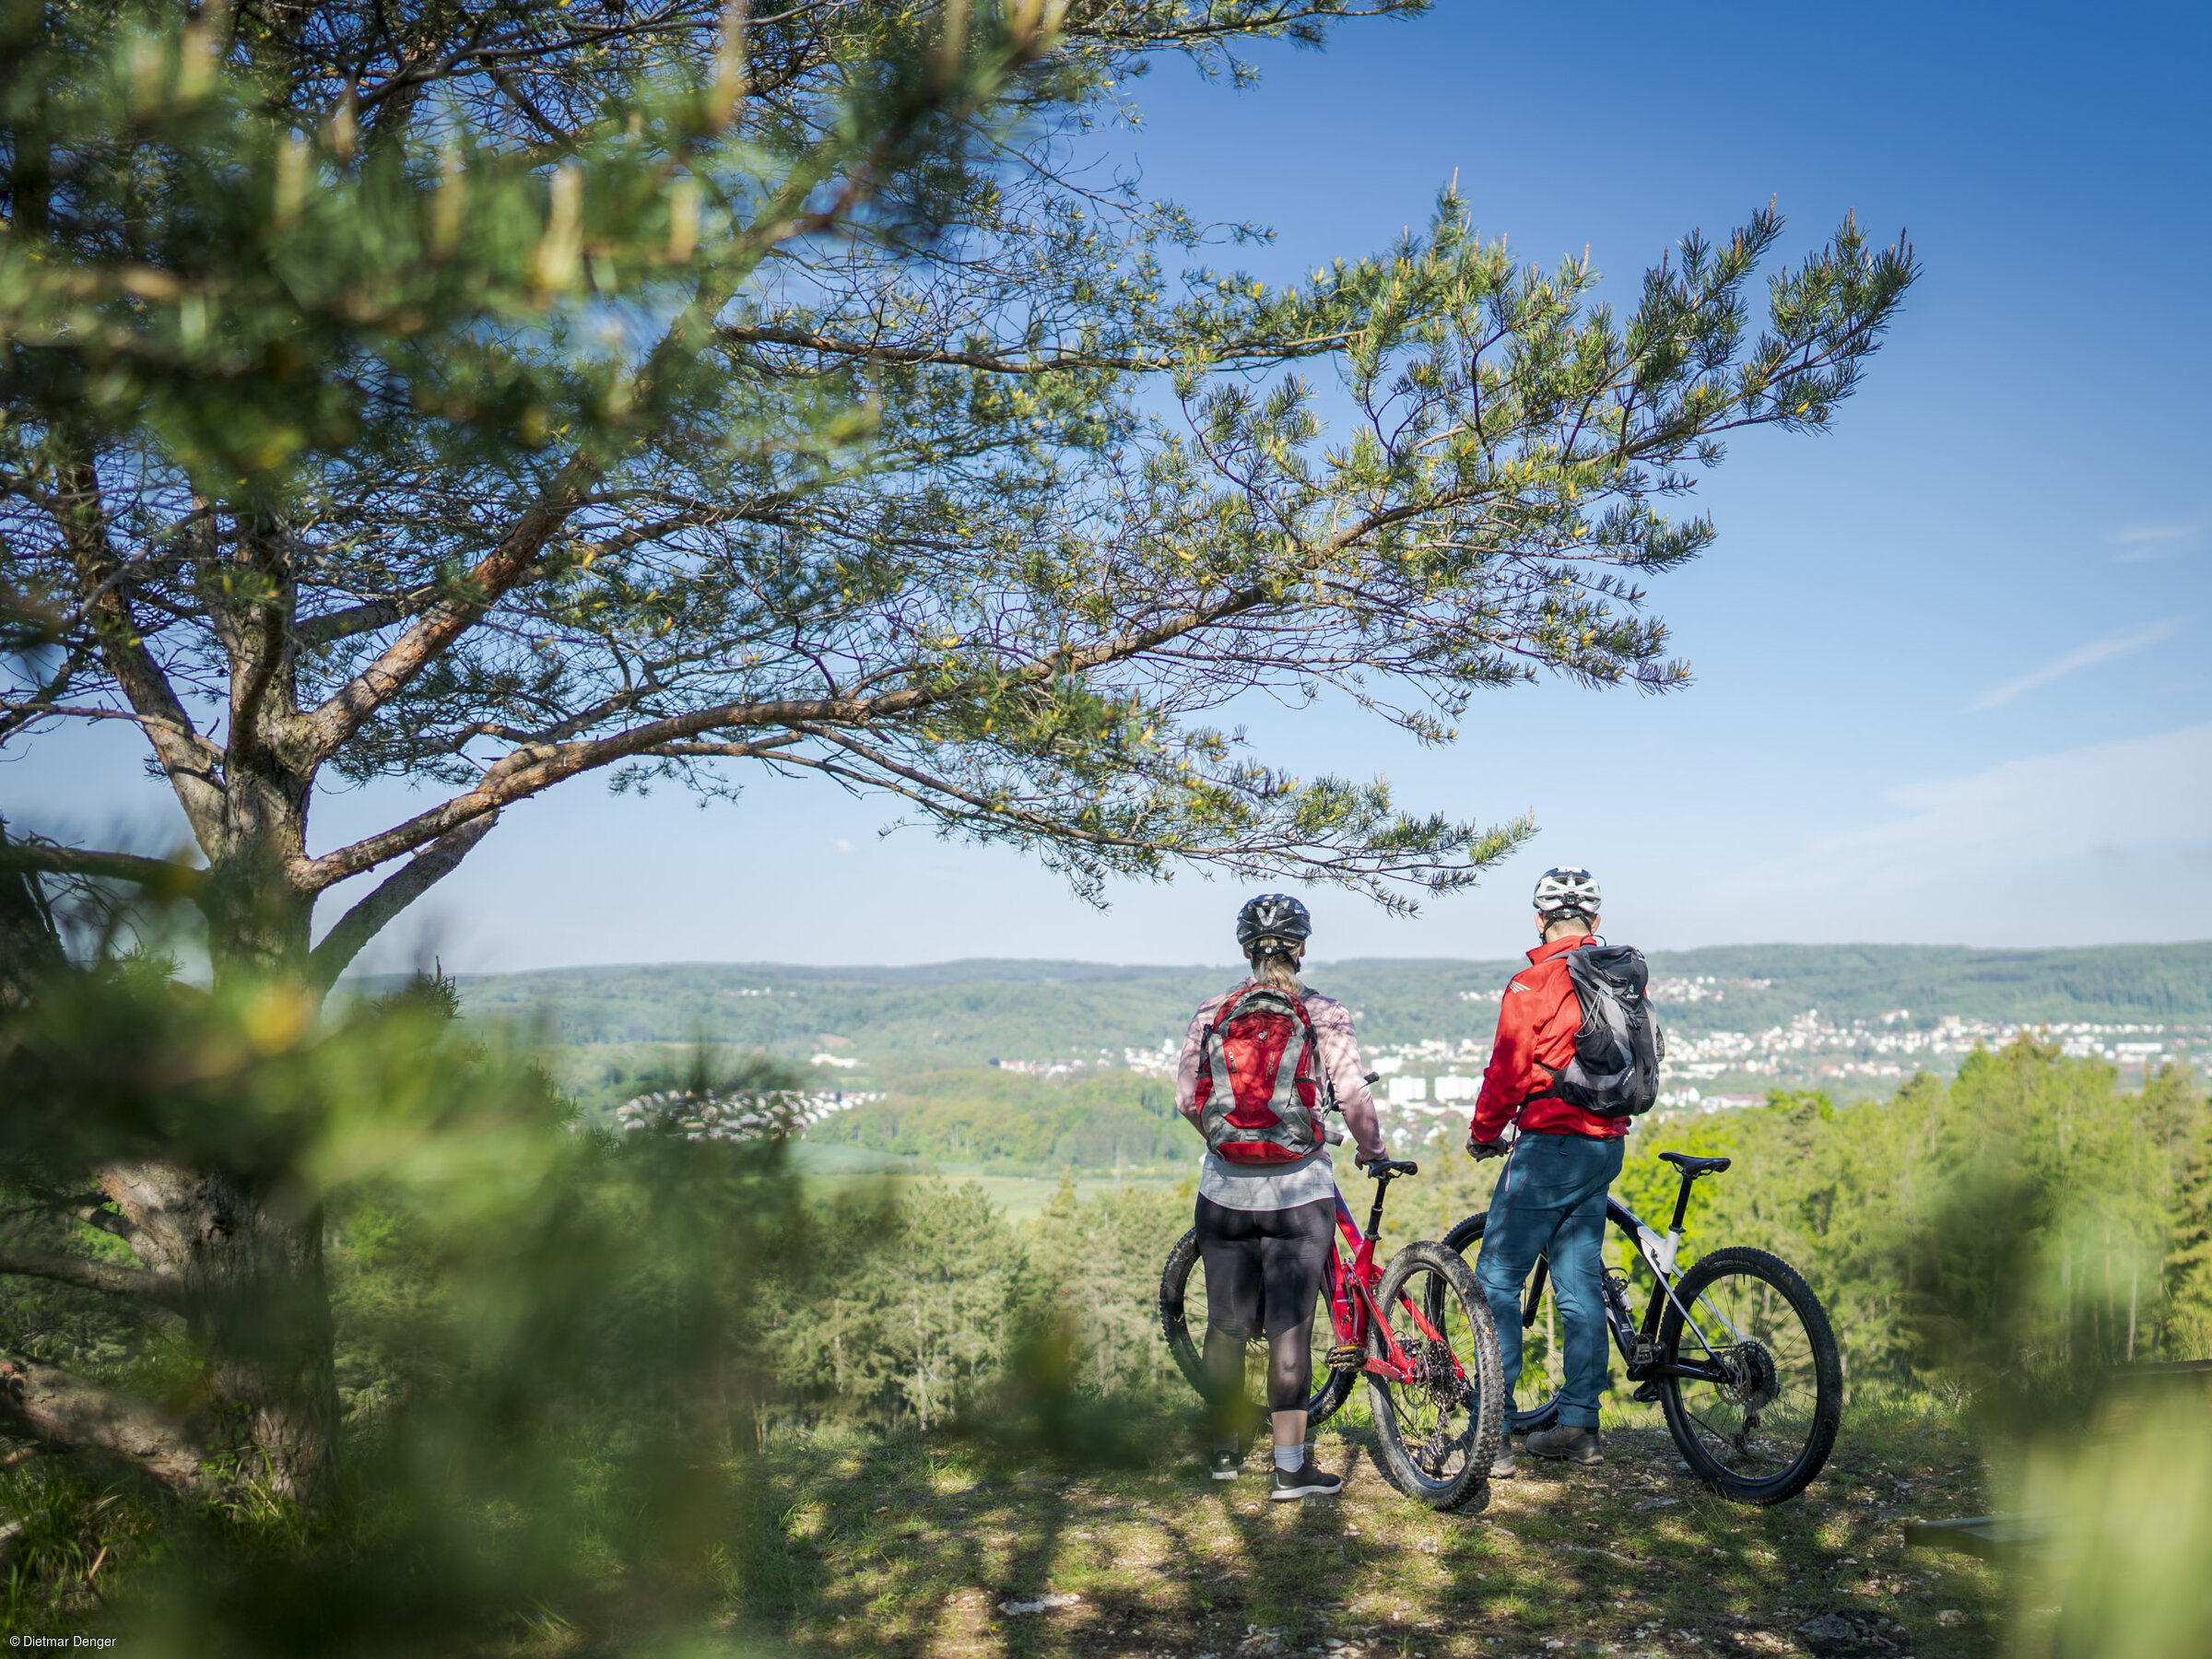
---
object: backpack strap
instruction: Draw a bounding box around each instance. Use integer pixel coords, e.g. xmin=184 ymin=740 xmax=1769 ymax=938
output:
xmin=1515 ymin=958 xmax=1583 ymax=1112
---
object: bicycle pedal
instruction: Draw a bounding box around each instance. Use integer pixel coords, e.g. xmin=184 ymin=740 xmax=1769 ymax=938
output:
xmin=1325 ymin=1344 xmax=1364 ymax=1372
xmin=1630 ymin=1382 xmax=1662 ymax=1404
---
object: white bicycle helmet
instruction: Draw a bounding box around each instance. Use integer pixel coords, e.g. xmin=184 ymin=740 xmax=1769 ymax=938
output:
xmin=1532 ymin=866 xmax=1602 ymax=921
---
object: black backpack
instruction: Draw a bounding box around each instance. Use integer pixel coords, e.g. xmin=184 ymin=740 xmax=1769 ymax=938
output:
xmin=1547 ymin=945 xmax=1665 ymax=1118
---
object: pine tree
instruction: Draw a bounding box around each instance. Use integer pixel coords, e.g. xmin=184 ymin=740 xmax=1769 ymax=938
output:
xmin=2167 ymin=1108 xmax=2212 ymax=1359
xmin=2 ymin=3 xmax=1916 ymax=988
xmin=0 ymin=0 xmax=1914 ymax=1497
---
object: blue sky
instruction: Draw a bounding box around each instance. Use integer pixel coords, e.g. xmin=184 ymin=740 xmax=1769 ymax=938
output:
xmin=11 ymin=0 xmax=2210 ymax=972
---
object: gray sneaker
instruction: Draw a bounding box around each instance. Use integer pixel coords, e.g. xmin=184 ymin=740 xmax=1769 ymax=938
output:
xmin=1524 ymin=1424 xmax=1603 ymax=1464
xmin=1268 ymin=1459 xmax=1345 ymax=1500
xmin=1489 ymin=1438 xmax=1517 ymax=1479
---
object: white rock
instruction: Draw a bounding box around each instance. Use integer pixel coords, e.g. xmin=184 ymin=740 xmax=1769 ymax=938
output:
xmin=997 ymin=1592 xmax=1080 ymax=1615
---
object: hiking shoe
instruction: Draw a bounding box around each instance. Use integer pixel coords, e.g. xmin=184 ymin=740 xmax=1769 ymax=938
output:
xmin=1268 ymin=1459 xmax=1345 ymax=1500
xmin=1524 ymin=1424 xmax=1603 ymax=1464
xmin=1209 ymin=1447 xmax=1243 ymax=1481
xmin=1489 ymin=1438 xmax=1517 ymax=1479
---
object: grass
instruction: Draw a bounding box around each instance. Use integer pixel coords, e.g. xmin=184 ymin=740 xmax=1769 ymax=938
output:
xmin=0 ymin=1387 xmax=2006 ymax=1655
xmin=722 ymin=1390 xmax=2006 ymax=1659
xmin=0 ymin=1456 xmax=160 ymax=1635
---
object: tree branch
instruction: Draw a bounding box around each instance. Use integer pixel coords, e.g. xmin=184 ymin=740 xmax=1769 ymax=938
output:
xmin=292 ymin=503 xmax=781 ymax=653
xmin=303 ymin=458 xmax=601 ymax=760
xmin=297 ymin=597 xmax=414 ymax=646
xmin=0 ymin=1353 xmax=205 ymax=1491
xmin=0 ymin=643 xmax=92 ymax=744
xmin=291 ymin=556 xmax=1364 ymax=891
xmin=304 ymin=38 xmax=1053 ymax=772
xmin=225 ymin=515 xmax=298 ymax=767
xmin=298 ymin=731 xmax=802 ymax=888
xmin=291 ymin=466 xmax=1515 ymax=893
xmin=0 ymin=1245 xmax=187 ymax=1310
xmin=48 ymin=453 xmax=227 ymax=841
xmin=0 ymin=701 xmax=211 ymax=736
xmin=306 ymin=812 xmax=500 ymax=992
xmin=0 ymin=840 xmax=205 ymax=900
xmin=714 ymin=323 xmax=1349 ymax=376
xmin=69 ymin=1203 xmax=152 ymax=1256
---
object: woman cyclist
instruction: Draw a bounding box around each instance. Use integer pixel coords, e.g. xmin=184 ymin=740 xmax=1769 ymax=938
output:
xmin=1175 ymin=894 xmax=1389 ymax=1498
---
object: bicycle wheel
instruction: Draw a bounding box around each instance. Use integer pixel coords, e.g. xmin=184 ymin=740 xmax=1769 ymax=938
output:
xmin=1364 ymin=1241 xmax=1503 ymax=1511
xmin=1655 ymin=1246 xmax=1841 ymax=1504
xmin=1158 ymin=1228 xmax=1355 ymax=1428
xmin=1441 ymin=1211 xmax=1563 ymax=1434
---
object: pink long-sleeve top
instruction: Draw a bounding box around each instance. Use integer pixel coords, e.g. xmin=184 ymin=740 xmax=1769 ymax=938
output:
xmin=1174 ymin=982 xmax=1388 ymax=1163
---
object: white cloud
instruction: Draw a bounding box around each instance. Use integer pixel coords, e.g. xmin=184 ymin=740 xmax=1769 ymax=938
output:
xmin=2106 ymin=518 xmax=2202 ymax=562
xmin=1970 ymin=617 xmax=2190 ymax=711
xmin=1740 ymin=723 xmax=2212 ymax=900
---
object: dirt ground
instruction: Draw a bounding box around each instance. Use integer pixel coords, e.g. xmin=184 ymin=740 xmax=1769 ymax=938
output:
xmin=763 ymin=1400 xmax=2006 ymax=1659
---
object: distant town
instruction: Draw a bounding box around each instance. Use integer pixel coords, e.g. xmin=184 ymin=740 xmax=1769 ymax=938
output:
xmin=1100 ymin=982 xmax=2209 ymax=1147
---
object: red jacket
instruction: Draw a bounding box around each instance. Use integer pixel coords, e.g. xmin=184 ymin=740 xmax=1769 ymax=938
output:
xmin=1468 ymin=935 xmax=1627 ymax=1144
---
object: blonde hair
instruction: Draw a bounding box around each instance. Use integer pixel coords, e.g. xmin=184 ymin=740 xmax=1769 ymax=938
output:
xmin=1250 ymin=945 xmax=1303 ymax=994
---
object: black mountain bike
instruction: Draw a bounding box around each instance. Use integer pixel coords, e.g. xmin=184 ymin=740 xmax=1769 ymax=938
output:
xmin=1444 ymin=1147 xmax=1842 ymax=1504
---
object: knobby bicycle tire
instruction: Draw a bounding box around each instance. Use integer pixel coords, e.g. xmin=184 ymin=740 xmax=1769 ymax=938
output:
xmin=1655 ymin=1246 xmax=1841 ymax=1505
xmin=1157 ymin=1227 xmax=1356 ymax=1428
xmin=1364 ymin=1241 xmax=1503 ymax=1512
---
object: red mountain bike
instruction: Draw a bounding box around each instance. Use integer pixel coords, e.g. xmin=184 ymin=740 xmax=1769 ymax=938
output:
xmin=1159 ymin=1155 xmax=1504 ymax=1510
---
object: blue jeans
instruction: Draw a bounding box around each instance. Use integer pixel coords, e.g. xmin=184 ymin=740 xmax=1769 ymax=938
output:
xmin=1475 ymin=1131 xmax=1626 ymax=1431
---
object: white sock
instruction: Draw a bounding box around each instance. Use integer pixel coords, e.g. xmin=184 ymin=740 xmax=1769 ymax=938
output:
xmin=1274 ymin=1443 xmax=1304 ymax=1473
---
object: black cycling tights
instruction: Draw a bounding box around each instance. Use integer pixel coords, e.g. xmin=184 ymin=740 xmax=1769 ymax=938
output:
xmin=1194 ymin=1194 xmax=1335 ymax=1426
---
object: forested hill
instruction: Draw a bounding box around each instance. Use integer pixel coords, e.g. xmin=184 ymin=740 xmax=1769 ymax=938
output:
xmin=426 ymin=941 xmax=2212 ymax=1066
xmin=1638 ymin=942 xmax=2212 ymax=1025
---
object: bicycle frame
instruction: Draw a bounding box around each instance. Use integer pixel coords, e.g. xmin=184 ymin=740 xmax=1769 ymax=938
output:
xmin=1324 ymin=1174 xmax=1462 ymax=1390
xmin=1513 ymin=1171 xmax=1749 ymax=1389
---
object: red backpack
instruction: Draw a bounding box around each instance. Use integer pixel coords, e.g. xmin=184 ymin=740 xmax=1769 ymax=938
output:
xmin=1194 ymin=983 xmax=1333 ymax=1164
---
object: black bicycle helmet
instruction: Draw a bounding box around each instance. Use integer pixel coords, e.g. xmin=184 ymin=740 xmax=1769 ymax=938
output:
xmin=1235 ymin=893 xmax=1313 ymax=952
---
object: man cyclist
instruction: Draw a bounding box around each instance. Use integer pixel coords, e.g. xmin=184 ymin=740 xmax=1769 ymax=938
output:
xmin=1176 ymin=894 xmax=1389 ymax=1499
xmin=1466 ymin=867 xmax=1625 ymax=1473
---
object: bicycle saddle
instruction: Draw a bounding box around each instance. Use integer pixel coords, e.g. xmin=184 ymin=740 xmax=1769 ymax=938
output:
xmin=1659 ymin=1152 xmax=1732 ymax=1176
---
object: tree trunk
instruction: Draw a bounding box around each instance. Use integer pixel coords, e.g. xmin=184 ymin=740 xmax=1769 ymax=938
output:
xmin=32 ymin=477 xmax=349 ymax=1505
xmin=100 ymin=1161 xmax=337 ymax=1509
xmin=169 ymin=834 xmax=340 ymax=1507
